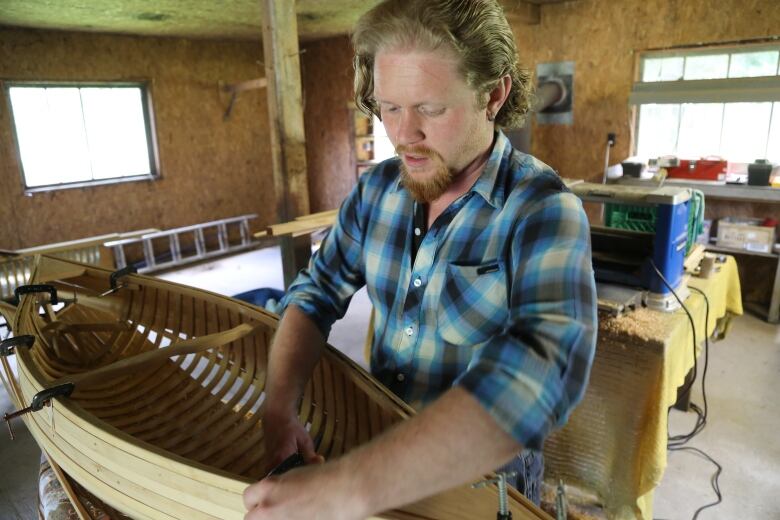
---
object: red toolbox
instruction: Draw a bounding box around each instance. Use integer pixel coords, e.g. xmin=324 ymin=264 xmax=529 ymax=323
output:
xmin=666 ymin=159 xmax=727 ymax=181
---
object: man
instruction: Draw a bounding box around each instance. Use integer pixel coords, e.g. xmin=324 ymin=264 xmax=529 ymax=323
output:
xmin=243 ymin=1 xmax=597 ymax=518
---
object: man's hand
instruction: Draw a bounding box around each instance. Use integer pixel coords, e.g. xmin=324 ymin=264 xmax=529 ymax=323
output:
xmin=261 ymin=410 xmax=324 ymax=474
xmin=244 ymin=388 xmax=522 ymax=520
xmin=243 ymin=459 xmax=365 ymax=520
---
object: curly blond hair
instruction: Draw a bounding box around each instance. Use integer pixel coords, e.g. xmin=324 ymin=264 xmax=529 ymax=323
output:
xmin=352 ymin=0 xmax=532 ymax=129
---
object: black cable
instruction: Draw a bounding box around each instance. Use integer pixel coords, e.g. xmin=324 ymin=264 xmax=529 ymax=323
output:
xmin=649 ymin=261 xmax=698 ymax=401
xmin=647 ymin=264 xmax=722 ymax=519
xmin=670 ymin=446 xmax=723 ymax=519
xmin=669 ymin=286 xmax=710 ymax=446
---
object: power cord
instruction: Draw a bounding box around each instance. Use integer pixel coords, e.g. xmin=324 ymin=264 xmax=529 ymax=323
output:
xmin=649 ymin=261 xmax=698 ymax=401
xmin=649 ymin=262 xmax=723 ymax=519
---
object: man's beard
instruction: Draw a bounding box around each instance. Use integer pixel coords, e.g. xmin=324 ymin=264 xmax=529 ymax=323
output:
xmin=396 ymin=145 xmax=455 ymax=203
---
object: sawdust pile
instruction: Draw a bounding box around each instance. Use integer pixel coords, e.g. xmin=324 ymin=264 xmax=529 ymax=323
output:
xmin=598 ymin=308 xmax=666 ymax=348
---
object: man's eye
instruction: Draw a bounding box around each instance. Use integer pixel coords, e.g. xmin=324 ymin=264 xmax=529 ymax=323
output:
xmin=420 ymin=107 xmax=445 ymax=116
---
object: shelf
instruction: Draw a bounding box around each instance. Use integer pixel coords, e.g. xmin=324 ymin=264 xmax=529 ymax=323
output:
xmin=665 ymin=181 xmax=780 ymax=203
xmin=707 ymin=244 xmax=778 ymax=259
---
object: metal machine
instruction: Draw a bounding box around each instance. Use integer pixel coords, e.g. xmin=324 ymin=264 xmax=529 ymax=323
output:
xmin=567 ymin=181 xmax=693 ymax=312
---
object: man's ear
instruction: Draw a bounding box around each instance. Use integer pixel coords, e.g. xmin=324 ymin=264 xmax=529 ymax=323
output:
xmin=486 ymin=74 xmax=512 ymax=121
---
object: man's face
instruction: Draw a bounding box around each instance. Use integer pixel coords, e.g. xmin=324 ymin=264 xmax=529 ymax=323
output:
xmin=373 ymin=47 xmax=491 ymax=203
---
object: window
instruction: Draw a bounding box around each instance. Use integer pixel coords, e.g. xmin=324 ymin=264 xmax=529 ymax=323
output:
xmin=630 ymin=45 xmax=780 ymax=165
xmin=6 ymin=83 xmax=158 ymax=191
xmin=372 ymin=115 xmax=395 ymax=163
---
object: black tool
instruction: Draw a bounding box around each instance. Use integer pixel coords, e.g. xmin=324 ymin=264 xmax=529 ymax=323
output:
xmin=265 ymin=430 xmax=324 ymax=478
xmin=266 ymin=452 xmax=306 ymax=477
xmin=0 ymin=335 xmax=35 ymax=357
xmin=110 ymin=265 xmax=137 ymax=290
xmin=14 ymin=284 xmax=58 ymax=306
xmin=3 ymin=382 xmax=75 ymax=440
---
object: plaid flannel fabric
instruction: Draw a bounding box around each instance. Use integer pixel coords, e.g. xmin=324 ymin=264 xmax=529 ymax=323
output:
xmin=282 ymin=132 xmax=597 ymax=450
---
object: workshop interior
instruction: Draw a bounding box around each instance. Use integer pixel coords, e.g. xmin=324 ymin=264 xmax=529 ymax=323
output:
xmin=0 ymin=1 xmax=778 ymax=519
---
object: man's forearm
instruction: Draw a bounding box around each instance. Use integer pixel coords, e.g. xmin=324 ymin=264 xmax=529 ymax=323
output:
xmin=264 ymin=305 xmax=326 ymax=417
xmin=334 ymin=386 xmax=522 ymax=517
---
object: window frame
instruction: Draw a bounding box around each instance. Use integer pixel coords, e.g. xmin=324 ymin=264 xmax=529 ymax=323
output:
xmin=3 ymin=80 xmax=161 ymax=194
xmin=630 ymin=42 xmax=780 ymax=163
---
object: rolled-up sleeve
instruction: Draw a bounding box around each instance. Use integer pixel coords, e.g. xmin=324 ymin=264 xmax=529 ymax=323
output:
xmin=454 ymin=191 xmax=597 ymax=450
xmin=279 ymin=182 xmax=367 ymax=338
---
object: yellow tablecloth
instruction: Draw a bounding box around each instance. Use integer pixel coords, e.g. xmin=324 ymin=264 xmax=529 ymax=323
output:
xmin=543 ymin=256 xmax=742 ymax=519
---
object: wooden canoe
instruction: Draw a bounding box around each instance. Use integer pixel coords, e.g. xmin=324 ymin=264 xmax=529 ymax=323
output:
xmin=2 ymin=255 xmax=550 ymax=520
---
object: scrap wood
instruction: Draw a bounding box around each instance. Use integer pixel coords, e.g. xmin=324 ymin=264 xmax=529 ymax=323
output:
xmin=684 ymin=244 xmax=705 ymax=273
xmin=264 ymin=210 xmax=338 ymax=237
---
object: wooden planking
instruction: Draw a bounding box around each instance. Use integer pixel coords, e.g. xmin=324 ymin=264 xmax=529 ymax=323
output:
xmin=266 ymin=214 xmax=337 ymax=237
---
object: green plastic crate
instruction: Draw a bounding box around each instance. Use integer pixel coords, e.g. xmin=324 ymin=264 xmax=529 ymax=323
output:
xmin=604 ymin=204 xmax=657 ymax=233
xmin=605 ymin=191 xmax=704 ymax=255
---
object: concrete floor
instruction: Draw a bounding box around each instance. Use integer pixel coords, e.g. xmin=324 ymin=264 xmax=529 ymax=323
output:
xmin=1 ymin=246 xmax=778 ymax=519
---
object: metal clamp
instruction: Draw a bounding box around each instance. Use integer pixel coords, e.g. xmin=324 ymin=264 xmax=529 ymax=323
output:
xmin=14 ymin=284 xmax=58 ymax=305
xmin=110 ymin=265 xmax=137 ymax=290
xmin=555 ymin=479 xmax=568 ymax=520
xmin=0 ymin=335 xmax=35 ymax=357
xmin=99 ymin=265 xmax=138 ymax=297
xmin=3 ymin=382 xmax=75 ymax=440
xmin=472 ymin=471 xmax=517 ymax=520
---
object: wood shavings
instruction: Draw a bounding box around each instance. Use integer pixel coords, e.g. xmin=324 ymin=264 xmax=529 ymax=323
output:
xmin=598 ymin=308 xmax=666 ymax=348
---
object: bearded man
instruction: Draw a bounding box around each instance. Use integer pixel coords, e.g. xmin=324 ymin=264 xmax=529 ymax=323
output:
xmin=243 ymin=1 xmax=597 ymax=518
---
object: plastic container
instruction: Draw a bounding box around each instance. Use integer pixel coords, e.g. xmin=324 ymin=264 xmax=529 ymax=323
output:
xmin=748 ymin=160 xmax=773 ymax=186
xmin=621 ymin=162 xmax=644 ymax=178
xmin=716 ymin=217 xmax=776 ymax=253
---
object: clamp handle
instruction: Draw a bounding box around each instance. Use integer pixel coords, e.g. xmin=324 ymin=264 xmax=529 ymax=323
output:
xmin=110 ymin=265 xmax=137 ymax=290
xmin=29 ymin=383 xmax=75 ymax=412
xmin=0 ymin=335 xmax=35 ymax=357
xmin=14 ymin=284 xmax=58 ymax=305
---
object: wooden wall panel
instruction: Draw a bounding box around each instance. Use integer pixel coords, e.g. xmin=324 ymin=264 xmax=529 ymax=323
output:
xmin=510 ymin=0 xmax=779 ymax=181
xmin=301 ymin=35 xmax=356 ymax=213
xmin=0 ymin=27 xmax=275 ymax=250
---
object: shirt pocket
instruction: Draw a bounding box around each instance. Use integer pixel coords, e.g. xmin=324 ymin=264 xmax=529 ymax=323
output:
xmin=436 ymin=260 xmax=509 ymax=346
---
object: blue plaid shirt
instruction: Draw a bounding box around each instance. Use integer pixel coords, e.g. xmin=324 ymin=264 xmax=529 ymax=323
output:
xmin=282 ymin=132 xmax=597 ymax=450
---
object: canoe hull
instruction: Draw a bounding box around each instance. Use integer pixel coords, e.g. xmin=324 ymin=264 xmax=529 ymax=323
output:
xmin=7 ymin=255 xmax=549 ymax=520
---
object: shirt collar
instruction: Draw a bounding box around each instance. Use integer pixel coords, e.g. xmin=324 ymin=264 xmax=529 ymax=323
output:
xmin=391 ymin=130 xmax=510 ymax=209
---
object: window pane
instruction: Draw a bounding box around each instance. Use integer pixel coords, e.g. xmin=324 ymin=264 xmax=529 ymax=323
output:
xmin=677 ymin=103 xmax=723 ymax=158
xmin=9 ymin=87 xmax=91 ymax=187
xmin=720 ymin=102 xmax=773 ymax=162
xmin=636 ymin=104 xmax=680 ymax=159
xmin=728 ymin=51 xmax=779 ymax=78
xmin=684 ymin=54 xmax=729 ymax=80
xmin=81 ymin=88 xmax=152 ymax=179
xmin=642 ymin=57 xmax=684 ymax=82
xmin=766 ymin=102 xmax=780 ymax=163
xmin=373 ymin=116 xmax=395 ymax=162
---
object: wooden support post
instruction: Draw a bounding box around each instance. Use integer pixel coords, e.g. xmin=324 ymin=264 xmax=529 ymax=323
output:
xmin=260 ymin=0 xmax=312 ymax=288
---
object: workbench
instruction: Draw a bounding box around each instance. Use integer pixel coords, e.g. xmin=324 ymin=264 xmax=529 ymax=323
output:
xmin=543 ymin=256 xmax=743 ymax=520
xmin=707 ymin=244 xmax=779 ymax=323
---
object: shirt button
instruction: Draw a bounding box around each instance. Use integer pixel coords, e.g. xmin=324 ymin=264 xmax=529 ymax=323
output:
xmin=413 ymin=277 xmax=422 ymax=288
xmin=405 ymin=326 xmax=414 ymax=336
xmin=396 ymin=373 xmax=405 ymax=382
xmin=414 ymin=227 xmax=421 ymax=236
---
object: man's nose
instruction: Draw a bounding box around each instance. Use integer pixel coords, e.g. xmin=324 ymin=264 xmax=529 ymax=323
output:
xmin=395 ymin=109 xmax=424 ymax=146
